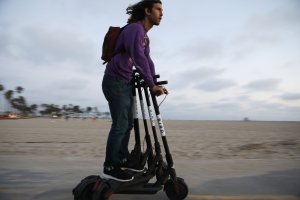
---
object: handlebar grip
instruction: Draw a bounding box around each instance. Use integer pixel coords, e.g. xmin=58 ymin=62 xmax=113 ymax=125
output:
xmin=134 ymin=74 xmax=160 ymax=79
xmin=155 ymin=81 xmax=168 ymax=85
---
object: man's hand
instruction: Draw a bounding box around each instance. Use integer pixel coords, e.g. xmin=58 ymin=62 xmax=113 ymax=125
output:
xmin=150 ymin=85 xmax=168 ymax=96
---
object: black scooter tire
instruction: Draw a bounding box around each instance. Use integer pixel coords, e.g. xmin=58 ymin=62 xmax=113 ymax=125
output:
xmin=93 ymin=181 xmax=111 ymax=200
xmin=164 ymin=177 xmax=188 ymax=200
xmin=81 ymin=177 xmax=100 ymax=200
xmin=80 ymin=184 xmax=94 ymax=200
xmin=72 ymin=175 xmax=99 ymax=200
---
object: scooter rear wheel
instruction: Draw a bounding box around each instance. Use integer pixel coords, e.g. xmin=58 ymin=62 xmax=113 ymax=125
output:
xmin=164 ymin=177 xmax=188 ymax=200
xmin=80 ymin=177 xmax=99 ymax=200
xmin=93 ymin=181 xmax=111 ymax=200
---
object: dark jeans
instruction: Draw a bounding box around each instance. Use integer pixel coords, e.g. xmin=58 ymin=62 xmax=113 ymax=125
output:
xmin=102 ymin=74 xmax=133 ymax=167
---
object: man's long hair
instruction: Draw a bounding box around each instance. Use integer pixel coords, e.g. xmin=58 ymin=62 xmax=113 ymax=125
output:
xmin=126 ymin=0 xmax=162 ymax=23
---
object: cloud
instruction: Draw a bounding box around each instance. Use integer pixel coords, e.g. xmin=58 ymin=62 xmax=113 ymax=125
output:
xmin=0 ymin=24 xmax=12 ymax=55
xmin=195 ymin=78 xmax=236 ymax=92
xmin=2 ymin=26 xmax=96 ymax=66
xmin=209 ymin=101 xmax=240 ymax=110
xmin=172 ymin=67 xmax=224 ymax=86
xmin=0 ymin=23 xmax=101 ymax=98
xmin=279 ymin=92 xmax=300 ymax=101
xmin=187 ymin=67 xmax=224 ymax=78
xmin=169 ymin=67 xmax=236 ymax=92
xmin=247 ymin=4 xmax=300 ymax=35
xmin=179 ymin=38 xmax=224 ymax=62
xmin=244 ymin=78 xmax=281 ymax=91
xmin=230 ymin=2 xmax=300 ymax=61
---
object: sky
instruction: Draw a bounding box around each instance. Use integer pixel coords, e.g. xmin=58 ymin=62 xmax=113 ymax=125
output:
xmin=0 ymin=0 xmax=300 ymax=121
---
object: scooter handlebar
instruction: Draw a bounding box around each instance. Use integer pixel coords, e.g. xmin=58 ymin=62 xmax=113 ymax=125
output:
xmin=134 ymin=73 xmax=160 ymax=80
xmin=155 ymin=81 xmax=168 ymax=85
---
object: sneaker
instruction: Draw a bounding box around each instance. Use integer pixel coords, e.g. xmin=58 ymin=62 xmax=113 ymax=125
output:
xmin=121 ymin=162 xmax=145 ymax=172
xmin=102 ymin=166 xmax=134 ymax=182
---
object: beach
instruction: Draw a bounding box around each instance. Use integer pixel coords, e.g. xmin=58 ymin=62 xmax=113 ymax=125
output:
xmin=1 ymin=119 xmax=299 ymax=159
xmin=0 ymin=119 xmax=300 ymax=199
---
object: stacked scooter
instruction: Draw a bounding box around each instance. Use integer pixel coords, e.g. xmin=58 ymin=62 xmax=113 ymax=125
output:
xmin=72 ymin=72 xmax=188 ymax=200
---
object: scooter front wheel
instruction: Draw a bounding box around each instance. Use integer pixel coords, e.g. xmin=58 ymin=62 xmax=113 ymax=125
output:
xmin=164 ymin=177 xmax=188 ymax=200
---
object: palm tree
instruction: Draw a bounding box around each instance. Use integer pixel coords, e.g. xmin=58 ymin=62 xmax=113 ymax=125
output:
xmin=29 ymin=104 xmax=38 ymax=114
xmin=40 ymin=104 xmax=62 ymax=117
xmin=15 ymin=86 xmax=24 ymax=94
xmin=4 ymin=90 xmax=13 ymax=101
xmin=11 ymin=96 xmax=27 ymax=115
xmin=9 ymin=87 xmax=32 ymax=116
xmin=4 ymin=90 xmax=13 ymax=112
xmin=40 ymin=104 xmax=49 ymax=116
xmin=0 ymin=84 xmax=4 ymax=112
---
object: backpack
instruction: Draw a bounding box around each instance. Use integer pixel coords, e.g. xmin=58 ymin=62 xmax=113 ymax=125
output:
xmin=101 ymin=25 xmax=126 ymax=65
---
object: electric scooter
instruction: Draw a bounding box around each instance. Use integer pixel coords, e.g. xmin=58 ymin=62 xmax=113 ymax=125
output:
xmin=72 ymin=72 xmax=188 ymax=200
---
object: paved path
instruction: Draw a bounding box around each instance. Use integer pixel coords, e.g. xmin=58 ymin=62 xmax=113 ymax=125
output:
xmin=0 ymin=156 xmax=299 ymax=200
xmin=189 ymin=195 xmax=300 ymax=200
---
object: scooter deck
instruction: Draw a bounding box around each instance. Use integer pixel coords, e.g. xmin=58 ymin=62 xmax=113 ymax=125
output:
xmin=117 ymin=183 xmax=163 ymax=194
xmin=100 ymin=170 xmax=162 ymax=194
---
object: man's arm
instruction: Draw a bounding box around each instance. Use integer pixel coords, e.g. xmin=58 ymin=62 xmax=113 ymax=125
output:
xmin=124 ymin=24 xmax=155 ymax=88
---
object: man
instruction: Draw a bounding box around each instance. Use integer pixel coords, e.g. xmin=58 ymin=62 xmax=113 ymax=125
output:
xmin=102 ymin=0 xmax=167 ymax=182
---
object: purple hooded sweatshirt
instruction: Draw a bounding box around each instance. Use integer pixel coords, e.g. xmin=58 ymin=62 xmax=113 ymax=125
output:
xmin=104 ymin=22 xmax=156 ymax=88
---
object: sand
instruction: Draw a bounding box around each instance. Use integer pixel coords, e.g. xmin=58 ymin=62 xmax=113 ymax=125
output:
xmin=0 ymin=118 xmax=299 ymax=160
